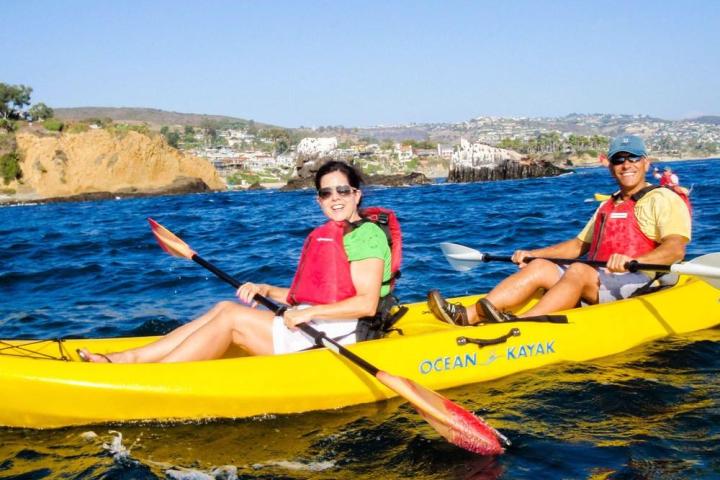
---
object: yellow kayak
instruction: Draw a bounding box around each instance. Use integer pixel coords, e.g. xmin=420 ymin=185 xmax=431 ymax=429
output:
xmin=2 ymin=275 xmax=719 ymax=429
xmin=594 ymin=193 xmax=611 ymax=201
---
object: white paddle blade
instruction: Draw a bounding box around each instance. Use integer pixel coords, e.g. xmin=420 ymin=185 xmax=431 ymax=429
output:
xmin=672 ymin=253 xmax=720 ymax=289
xmin=440 ymin=243 xmax=487 ymax=272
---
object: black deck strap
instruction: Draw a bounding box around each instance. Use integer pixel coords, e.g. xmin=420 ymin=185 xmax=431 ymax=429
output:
xmin=629 ymin=271 xmax=666 ymax=297
xmin=457 ymin=328 xmax=521 ymax=348
xmin=387 ymin=304 xmax=408 ymax=332
xmin=507 ymin=314 xmax=568 ymax=324
xmin=482 ymin=313 xmax=568 ymax=324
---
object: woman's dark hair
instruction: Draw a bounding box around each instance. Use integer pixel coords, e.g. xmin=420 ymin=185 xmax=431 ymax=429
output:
xmin=314 ymin=161 xmax=364 ymax=190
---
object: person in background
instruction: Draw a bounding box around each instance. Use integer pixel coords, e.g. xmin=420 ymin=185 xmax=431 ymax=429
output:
xmin=654 ymin=166 xmax=680 ymax=187
xmin=79 ymin=161 xmax=393 ymax=362
xmin=428 ymin=135 xmax=691 ymax=326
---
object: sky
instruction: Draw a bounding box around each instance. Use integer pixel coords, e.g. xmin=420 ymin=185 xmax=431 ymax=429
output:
xmin=3 ymin=0 xmax=719 ymax=127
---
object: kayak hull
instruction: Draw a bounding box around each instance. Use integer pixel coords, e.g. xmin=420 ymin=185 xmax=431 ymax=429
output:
xmin=2 ymin=276 xmax=719 ymax=429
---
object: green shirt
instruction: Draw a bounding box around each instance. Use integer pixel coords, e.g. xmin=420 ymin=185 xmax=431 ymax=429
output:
xmin=343 ymin=222 xmax=392 ymax=297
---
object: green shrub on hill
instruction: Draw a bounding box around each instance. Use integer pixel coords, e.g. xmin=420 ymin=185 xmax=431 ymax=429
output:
xmin=0 ymin=119 xmax=17 ymax=132
xmin=0 ymin=152 xmax=22 ymax=184
xmin=67 ymin=123 xmax=89 ymax=134
xmin=106 ymin=123 xmax=150 ymax=137
xmin=43 ymin=118 xmax=64 ymax=132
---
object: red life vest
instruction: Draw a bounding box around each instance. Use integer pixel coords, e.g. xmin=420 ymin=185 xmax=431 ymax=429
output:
xmin=659 ymin=171 xmax=674 ymax=186
xmin=286 ymin=207 xmax=401 ymax=306
xmin=587 ymin=186 xmax=691 ymax=262
xmin=353 ymin=207 xmax=402 ymax=290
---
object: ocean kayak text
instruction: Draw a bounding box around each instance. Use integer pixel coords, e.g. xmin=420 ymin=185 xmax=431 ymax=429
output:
xmin=418 ymin=340 xmax=557 ymax=375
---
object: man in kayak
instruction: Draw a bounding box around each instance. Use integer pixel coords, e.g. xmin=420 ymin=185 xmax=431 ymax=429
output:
xmin=654 ymin=166 xmax=680 ymax=187
xmin=428 ymin=135 xmax=692 ymax=325
xmin=79 ymin=161 xmax=394 ymax=362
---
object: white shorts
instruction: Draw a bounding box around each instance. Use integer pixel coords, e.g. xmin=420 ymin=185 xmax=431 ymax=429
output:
xmin=271 ymin=305 xmax=358 ymax=355
xmin=556 ymin=265 xmax=651 ymax=304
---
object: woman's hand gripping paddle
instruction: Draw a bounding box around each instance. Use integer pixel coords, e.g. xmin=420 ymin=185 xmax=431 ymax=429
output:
xmin=440 ymin=242 xmax=720 ymax=289
xmin=148 ymin=218 xmax=508 ymax=455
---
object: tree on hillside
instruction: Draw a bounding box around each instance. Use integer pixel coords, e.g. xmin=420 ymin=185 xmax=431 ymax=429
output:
xmin=260 ymin=128 xmax=292 ymax=155
xmin=0 ymin=83 xmax=33 ymax=120
xmin=27 ymin=102 xmax=54 ymax=121
xmin=160 ymin=126 xmax=181 ymax=148
xmin=166 ymin=131 xmax=180 ymax=148
xmin=200 ymin=119 xmax=219 ymax=146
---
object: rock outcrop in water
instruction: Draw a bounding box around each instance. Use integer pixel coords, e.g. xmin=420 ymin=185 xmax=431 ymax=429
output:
xmin=6 ymin=129 xmax=225 ymax=202
xmin=450 ymin=159 xmax=569 ymax=182
xmin=448 ymin=139 xmax=571 ymax=182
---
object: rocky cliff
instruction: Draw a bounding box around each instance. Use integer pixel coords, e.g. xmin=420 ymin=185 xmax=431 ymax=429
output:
xmin=450 ymin=160 xmax=569 ymax=182
xmin=448 ymin=139 xmax=571 ymax=182
xmin=7 ymin=129 xmax=225 ymax=200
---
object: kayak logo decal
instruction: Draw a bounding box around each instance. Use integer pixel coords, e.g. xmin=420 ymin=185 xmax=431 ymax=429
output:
xmin=419 ymin=353 xmax=478 ymax=374
xmin=417 ymin=340 xmax=556 ymax=374
xmin=506 ymin=340 xmax=555 ymax=360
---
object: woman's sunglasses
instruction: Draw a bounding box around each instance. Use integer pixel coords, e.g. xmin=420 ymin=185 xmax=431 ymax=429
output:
xmin=610 ymin=155 xmax=644 ymax=165
xmin=317 ymin=185 xmax=357 ymax=199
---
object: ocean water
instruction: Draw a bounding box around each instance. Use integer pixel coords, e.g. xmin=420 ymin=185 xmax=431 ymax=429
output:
xmin=1 ymin=160 xmax=719 ymax=479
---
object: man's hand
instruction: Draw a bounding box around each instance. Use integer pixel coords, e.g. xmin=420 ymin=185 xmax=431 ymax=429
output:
xmin=606 ymin=253 xmax=634 ymax=273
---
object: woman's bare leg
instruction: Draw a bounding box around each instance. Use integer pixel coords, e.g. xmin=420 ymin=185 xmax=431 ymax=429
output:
xmin=80 ymin=301 xmax=275 ymax=363
xmin=161 ymin=303 xmax=275 ymax=361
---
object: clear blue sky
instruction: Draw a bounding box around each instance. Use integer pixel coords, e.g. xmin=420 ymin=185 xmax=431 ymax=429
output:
xmin=3 ymin=0 xmax=719 ymax=127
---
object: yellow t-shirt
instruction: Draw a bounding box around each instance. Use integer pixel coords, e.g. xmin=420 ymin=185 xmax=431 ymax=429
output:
xmin=577 ymin=187 xmax=692 ymax=244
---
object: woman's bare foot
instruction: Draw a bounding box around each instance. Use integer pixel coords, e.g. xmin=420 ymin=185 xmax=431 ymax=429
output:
xmin=77 ymin=348 xmax=114 ymax=363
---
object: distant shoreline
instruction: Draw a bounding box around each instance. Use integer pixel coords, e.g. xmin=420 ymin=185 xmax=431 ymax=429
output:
xmin=655 ymin=155 xmax=720 ymax=162
xmin=2 ymin=156 xmax=718 ymax=207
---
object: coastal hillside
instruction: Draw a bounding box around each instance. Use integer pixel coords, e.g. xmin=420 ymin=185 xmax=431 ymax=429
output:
xmin=9 ymin=129 xmax=225 ymax=199
xmin=53 ymin=107 xmax=274 ymax=130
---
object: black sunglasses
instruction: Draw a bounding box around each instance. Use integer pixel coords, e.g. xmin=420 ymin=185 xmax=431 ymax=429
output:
xmin=610 ymin=155 xmax=644 ymax=165
xmin=317 ymin=185 xmax=357 ymax=199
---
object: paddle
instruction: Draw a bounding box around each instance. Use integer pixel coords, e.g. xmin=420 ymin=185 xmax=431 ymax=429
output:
xmin=147 ymin=218 xmax=508 ymax=455
xmin=440 ymin=242 xmax=720 ymax=289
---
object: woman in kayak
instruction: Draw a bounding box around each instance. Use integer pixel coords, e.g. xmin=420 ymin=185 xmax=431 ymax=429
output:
xmin=78 ymin=161 xmax=392 ymax=362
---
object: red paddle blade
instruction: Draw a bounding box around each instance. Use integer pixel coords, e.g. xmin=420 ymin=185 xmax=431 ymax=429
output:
xmin=377 ymin=371 xmax=506 ymax=455
xmin=147 ymin=218 xmax=196 ymax=259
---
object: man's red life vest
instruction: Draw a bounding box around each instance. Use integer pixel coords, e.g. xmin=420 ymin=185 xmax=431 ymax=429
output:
xmin=587 ymin=186 xmax=690 ymax=262
xmin=286 ymin=207 xmax=401 ymax=306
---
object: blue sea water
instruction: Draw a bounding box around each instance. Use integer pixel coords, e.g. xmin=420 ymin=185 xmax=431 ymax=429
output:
xmin=1 ymin=160 xmax=719 ymax=479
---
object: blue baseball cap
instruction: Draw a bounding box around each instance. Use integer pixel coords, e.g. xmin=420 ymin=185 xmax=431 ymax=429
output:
xmin=607 ymin=135 xmax=647 ymax=160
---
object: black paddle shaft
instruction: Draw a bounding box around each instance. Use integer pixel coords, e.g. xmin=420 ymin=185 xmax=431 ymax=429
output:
xmin=481 ymin=253 xmax=671 ymax=273
xmin=191 ymin=254 xmax=380 ymax=376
